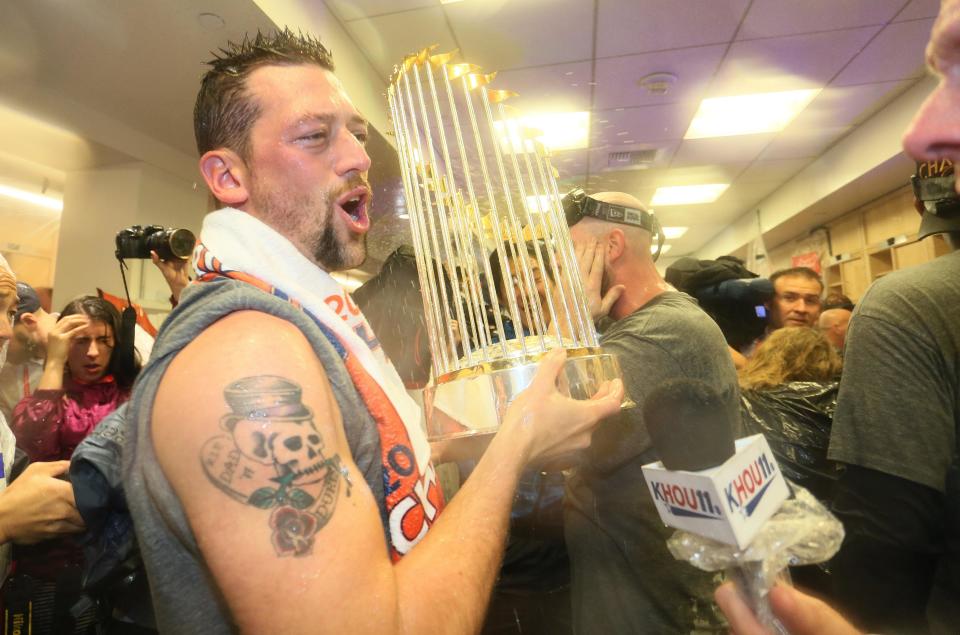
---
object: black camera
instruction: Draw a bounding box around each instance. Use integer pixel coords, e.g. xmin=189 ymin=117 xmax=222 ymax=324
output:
xmin=115 ymin=225 xmax=196 ymax=261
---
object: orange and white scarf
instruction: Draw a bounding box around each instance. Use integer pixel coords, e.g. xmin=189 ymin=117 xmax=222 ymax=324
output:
xmin=194 ymin=208 xmax=443 ymax=559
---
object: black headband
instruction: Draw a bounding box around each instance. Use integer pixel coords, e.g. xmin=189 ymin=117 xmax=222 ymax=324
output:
xmin=562 ymin=187 xmax=658 ymax=232
xmin=561 ymin=188 xmax=665 ymax=260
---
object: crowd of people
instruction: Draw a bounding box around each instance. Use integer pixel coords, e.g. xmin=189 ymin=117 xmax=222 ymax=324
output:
xmin=1 ymin=3 xmax=959 ymax=633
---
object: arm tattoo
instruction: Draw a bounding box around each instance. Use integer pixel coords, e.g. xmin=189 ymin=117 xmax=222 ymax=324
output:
xmin=200 ymin=375 xmax=353 ymax=557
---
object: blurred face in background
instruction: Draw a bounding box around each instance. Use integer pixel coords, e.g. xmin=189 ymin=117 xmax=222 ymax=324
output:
xmin=66 ymin=317 xmax=114 ymax=383
xmin=769 ymin=275 xmax=823 ymax=328
xmin=498 ymin=253 xmax=552 ymax=331
xmin=0 ymin=269 xmax=15 ymax=367
xmin=8 ymin=309 xmax=56 ymax=365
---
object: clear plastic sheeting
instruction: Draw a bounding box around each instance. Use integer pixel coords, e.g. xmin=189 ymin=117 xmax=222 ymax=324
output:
xmin=667 ymin=485 xmax=845 ymax=633
xmin=668 ymin=484 xmax=843 ymax=578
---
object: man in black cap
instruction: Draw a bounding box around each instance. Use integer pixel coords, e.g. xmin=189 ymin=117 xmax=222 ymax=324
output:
xmin=827 ymin=3 xmax=960 ymax=631
xmin=0 ymin=282 xmax=56 ymax=421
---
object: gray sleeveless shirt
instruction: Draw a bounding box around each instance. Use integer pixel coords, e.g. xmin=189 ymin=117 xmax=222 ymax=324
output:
xmin=122 ymin=278 xmax=385 ymax=634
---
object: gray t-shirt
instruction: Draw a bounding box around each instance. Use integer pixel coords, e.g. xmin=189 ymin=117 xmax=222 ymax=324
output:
xmin=564 ymin=291 xmax=740 ymax=634
xmin=123 ymin=279 xmax=384 ymax=634
xmin=829 ymin=249 xmax=960 ymax=492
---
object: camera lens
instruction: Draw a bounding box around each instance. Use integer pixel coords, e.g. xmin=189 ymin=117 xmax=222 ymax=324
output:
xmin=167 ymin=228 xmax=196 ymax=259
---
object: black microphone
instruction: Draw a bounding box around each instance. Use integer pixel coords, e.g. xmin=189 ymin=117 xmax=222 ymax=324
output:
xmin=643 ymin=378 xmax=736 ymax=472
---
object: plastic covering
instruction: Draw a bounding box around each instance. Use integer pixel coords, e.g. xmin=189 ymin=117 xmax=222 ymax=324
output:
xmin=667 ymin=484 xmax=845 ymax=633
xmin=739 ymin=382 xmax=841 ymax=503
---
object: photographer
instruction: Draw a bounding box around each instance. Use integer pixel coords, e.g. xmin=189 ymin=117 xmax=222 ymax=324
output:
xmin=116 ymin=224 xmax=196 ymax=309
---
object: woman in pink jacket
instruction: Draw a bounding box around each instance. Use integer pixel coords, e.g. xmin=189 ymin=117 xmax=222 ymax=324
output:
xmin=12 ymin=295 xmax=139 ymax=463
xmin=7 ymin=296 xmax=139 ymax=633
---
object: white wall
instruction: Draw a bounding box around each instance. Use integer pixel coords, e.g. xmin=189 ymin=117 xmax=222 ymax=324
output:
xmin=53 ymin=162 xmax=207 ymax=313
xmin=252 ymin=0 xmax=393 ymax=141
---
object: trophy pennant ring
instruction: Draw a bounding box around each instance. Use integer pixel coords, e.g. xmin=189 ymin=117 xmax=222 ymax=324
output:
xmin=388 ymin=47 xmax=631 ymax=441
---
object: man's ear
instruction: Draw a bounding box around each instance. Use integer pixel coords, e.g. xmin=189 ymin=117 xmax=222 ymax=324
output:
xmin=18 ymin=312 xmax=38 ymax=331
xmin=606 ymin=228 xmax=627 ymax=263
xmin=199 ymin=149 xmax=250 ymax=207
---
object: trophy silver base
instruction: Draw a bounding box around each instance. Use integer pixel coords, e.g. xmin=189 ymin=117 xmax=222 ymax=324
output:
xmin=424 ymin=346 xmax=633 ymax=442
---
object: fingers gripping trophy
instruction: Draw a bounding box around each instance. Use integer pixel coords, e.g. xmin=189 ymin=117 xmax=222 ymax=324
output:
xmin=387 ymin=46 xmax=632 ymax=446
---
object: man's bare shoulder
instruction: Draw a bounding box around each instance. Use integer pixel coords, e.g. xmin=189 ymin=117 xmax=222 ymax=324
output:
xmin=153 ymin=309 xmax=332 ymax=441
xmin=176 ymin=309 xmax=310 ymax=361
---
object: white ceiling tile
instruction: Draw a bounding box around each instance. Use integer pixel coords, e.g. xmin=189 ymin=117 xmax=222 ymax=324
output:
xmin=591 ymin=102 xmax=699 ymax=147
xmin=325 ymin=0 xmax=438 ymax=22
xmin=710 ymin=27 xmax=880 ymax=96
xmin=737 ymin=158 xmax=813 ymax=183
xmin=696 ymin=181 xmax=783 ymax=218
xmin=738 ymin=0 xmax=905 ymax=39
xmin=832 ymin=19 xmax=933 ymax=86
xmin=446 ymin=0 xmax=593 ymax=70
xmin=587 ymin=163 xmax=748 ymax=203
xmin=494 ymin=62 xmax=592 ymax=113
xmin=665 ymin=223 xmax=731 ymax=255
xmin=759 ymin=127 xmax=851 ymax=160
xmin=788 ymin=80 xmax=911 ymax=130
xmin=671 ymin=135 xmax=775 ymax=167
xmin=343 ymin=8 xmax=458 ymax=79
xmin=549 ymin=149 xmax=589 ymax=180
xmin=586 ymin=141 xmax=680 ymax=177
xmin=595 ymin=0 xmax=749 ymax=58
xmin=895 ymin=0 xmax=940 ymax=21
xmin=593 ymin=44 xmax=726 ymax=109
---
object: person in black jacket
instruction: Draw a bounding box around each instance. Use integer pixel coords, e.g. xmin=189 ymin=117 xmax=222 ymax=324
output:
xmin=738 ymin=327 xmax=843 ymax=504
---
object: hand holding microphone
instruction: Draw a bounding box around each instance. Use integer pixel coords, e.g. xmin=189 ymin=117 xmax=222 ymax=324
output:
xmin=640 ymin=379 xmax=844 ymax=634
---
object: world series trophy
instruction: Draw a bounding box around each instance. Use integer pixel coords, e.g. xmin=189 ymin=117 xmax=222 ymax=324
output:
xmin=387 ymin=46 xmax=632 ymax=444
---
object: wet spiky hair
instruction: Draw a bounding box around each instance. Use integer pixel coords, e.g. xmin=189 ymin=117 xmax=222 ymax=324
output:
xmin=193 ymin=28 xmax=335 ymax=159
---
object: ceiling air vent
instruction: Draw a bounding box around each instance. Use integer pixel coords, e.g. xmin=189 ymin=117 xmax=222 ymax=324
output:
xmin=607 ymin=148 xmax=658 ymax=168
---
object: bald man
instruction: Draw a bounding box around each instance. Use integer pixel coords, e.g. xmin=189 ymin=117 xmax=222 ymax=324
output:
xmin=561 ymin=191 xmax=740 ymax=633
xmin=818 ymin=307 xmax=852 ymax=351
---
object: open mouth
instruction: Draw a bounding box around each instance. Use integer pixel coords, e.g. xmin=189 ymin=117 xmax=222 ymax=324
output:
xmin=336 ymin=187 xmax=371 ymax=233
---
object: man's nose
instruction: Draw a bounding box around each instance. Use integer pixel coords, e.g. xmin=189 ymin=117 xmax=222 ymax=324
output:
xmin=334 ymin=130 xmax=372 ymax=176
xmin=903 ymin=82 xmax=960 ymax=170
xmin=86 ymin=340 xmax=100 ymax=357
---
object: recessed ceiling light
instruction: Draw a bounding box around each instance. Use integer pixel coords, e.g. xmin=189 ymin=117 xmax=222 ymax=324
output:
xmin=653 ymin=244 xmax=672 ymax=255
xmin=494 ymin=111 xmax=589 ymax=152
xmin=651 ymin=184 xmax=729 ymax=206
xmin=684 ymin=88 xmax=821 ymax=139
xmin=0 ymin=184 xmax=62 ymax=212
xmin=440 ymin=0 xmax=466 ymax=4
xmin=661 ymin=226 xmax=688 ymax=239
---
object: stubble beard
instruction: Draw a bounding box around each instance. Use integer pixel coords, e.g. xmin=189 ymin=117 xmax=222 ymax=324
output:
xmin=249 ymin=177 xmax=367 ymax=272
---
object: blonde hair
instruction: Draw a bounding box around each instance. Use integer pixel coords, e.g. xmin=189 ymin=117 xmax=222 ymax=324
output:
xmin=739 ymin=327 xmax=842 ymax=390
